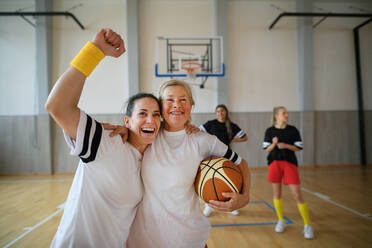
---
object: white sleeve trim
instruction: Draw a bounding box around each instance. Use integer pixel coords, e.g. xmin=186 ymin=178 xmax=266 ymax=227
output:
xmin=234 ymin=130 xmax=246 ymax=139
xmin=79 ymin=119 xmax=98 ymax=160
xmin=223 ymin=148 xmax=242 ymax=165
xmin=294 ymin=141 xmax=303 ymax=148
xmin=262 ymin=141 xmax=271 ymax=149
xmin=199 ymin=125 xmax=206 ymax=132
xmin=235 ymin=155 xmax=242 ymax=165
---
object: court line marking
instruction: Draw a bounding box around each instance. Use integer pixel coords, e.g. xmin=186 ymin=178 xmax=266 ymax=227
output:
xmin=5 ymin=200 xmax=292 ymax=246
xmin=3 ymin=203 xmax=65 ymax=248
xmin=0 ymin=178 xmax=73 ymax=183
xmin=302 ymin=187 xmax=372 ymax=221
xmin=207 ymin=201 xmax=293 ymax=228
xmin=250 ymin=167 xmax=372 ymax=176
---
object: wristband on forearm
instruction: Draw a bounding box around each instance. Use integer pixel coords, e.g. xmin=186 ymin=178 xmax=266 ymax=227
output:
xmin=70 ymin=41 xmax=105 ymax=77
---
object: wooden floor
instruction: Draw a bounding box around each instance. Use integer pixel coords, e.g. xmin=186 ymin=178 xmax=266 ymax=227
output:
xmin=1 ymin=167 xmax=372 ymax=248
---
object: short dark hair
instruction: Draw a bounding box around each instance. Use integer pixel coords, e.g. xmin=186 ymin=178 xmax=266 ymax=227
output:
xmin=125 ymin=93 xmax=161 ymax=117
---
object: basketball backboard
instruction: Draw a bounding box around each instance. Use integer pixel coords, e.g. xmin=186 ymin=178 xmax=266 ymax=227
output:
xmin=155 ymin=36 xmax=225 ymax=79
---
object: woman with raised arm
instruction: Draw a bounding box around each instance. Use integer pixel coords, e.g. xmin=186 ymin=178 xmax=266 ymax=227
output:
xmin=126 ymin=80 xmax=251 ymax=248
xmin=262 ymin=106 xmax=314 ymax=239
xmin=45 ymin=29 xmax=161 ymax=247
xmin=200 ymin=104 xmax=248 ymax=216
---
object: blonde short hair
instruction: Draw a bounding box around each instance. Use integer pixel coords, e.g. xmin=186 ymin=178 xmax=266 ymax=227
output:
xmin=158 ymin=79 xmax=195 ymax=106
xmin=158 ymin=80 xmax=195 ymax=127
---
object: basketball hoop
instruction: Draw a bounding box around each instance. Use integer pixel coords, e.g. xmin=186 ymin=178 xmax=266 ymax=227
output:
xmin=181 ymin=62 xmax=201 ymax=79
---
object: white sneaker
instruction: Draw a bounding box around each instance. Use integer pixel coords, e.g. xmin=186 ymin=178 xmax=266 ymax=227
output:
xmin=275 ymin=220 xmax=286 ymax=233
xmin=230 ymin=210 xmax=239 ymax=215
xmin=304 ymin=225 xmax=314 ymax=239
xmin=203 ymin=205 xmax=213 ymax=217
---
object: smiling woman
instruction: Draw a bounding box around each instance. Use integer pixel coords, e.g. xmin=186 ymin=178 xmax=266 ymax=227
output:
xmin=44 ymin=28 xmax=161 ymax=247
xmin=123 ymin=93 xmax=161 ymax=153
xmin=126 ymin=80 xmax=251 ymax=248
xmin=159 ymin=80 xmax=194 ymax=132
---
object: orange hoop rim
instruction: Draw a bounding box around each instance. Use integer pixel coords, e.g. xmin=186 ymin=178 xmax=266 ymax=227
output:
xmin=181 ymin=62 xmax=201 ymax=74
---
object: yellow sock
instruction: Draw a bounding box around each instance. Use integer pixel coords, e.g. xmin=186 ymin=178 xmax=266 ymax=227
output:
xmin=273 ymin=198 xmax=284 ymax=220
xmin=297 ymin=202 xmax=310 ymax=225
xmin=70 ymin=41 xmax=105 ymax=77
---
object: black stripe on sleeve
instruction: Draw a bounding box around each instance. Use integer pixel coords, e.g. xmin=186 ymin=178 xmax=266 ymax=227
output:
xmin=80 ymin=121 xmax=102 ymax=163
xmin=79 ymin=115 xmax=92 ymax=157
xmin=224 ymin=148 xmax=233 ymax=160
xmin=231 ymin=153 xmax=238 ymax=163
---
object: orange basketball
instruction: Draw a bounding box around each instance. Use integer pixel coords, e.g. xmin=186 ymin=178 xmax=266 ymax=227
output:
xmin=194 ymin=156 xmax=243 ymax=202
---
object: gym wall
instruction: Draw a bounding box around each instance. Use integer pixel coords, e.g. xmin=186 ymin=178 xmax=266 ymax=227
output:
xmin=0 ymin=0 xmax=371 ymax=174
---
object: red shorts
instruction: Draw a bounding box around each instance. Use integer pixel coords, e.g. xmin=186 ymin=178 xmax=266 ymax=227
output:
xmin=268 ymin=160 xmax=300 ymax=185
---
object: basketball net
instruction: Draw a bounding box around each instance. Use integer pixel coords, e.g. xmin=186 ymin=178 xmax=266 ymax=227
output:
xmin=181 ymin=62 xmax=201 ymax=81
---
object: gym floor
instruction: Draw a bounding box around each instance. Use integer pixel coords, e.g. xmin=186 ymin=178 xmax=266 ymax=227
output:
xmin=1 ymin=166 xmax=371 ymax=248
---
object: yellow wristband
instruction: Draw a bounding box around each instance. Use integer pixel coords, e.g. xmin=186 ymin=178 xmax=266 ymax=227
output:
xmin=70 ymin=41 xmax=105 ymax=77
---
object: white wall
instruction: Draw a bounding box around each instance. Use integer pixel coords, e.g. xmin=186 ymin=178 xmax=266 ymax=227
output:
xmin=314 ymin=27 xmax=357 ymax=111
xmin=1 ymin=0 xmax=371 ymax=115
xmin=313 ymin=2 xmax=372 ymax=111
xmin=52 ymin=0 xmax=128 ymax=114
xmin=139 ymin=0 xmax=217 ymax=113
xmin=228 ymin=1 xmax=299 ymax=112
xmin=0 ymin=1 xmax=36 ymax=116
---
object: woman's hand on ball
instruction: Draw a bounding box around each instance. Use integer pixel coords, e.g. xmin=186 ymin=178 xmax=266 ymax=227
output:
xmin=208 ymin=192 xmax=249 ymax=212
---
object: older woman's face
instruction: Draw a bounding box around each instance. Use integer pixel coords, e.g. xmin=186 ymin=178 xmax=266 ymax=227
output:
xmin=161 ymin=85 xmax=192 ymax=132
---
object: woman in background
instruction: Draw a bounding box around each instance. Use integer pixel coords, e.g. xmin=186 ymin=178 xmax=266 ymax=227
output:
xmin=200 ymin=104 xmax=247 ymax=147
xmin=262 ymin=106 xmax=314 ymax=239
xmin=200 ymin=104 xmax=247 ymax=216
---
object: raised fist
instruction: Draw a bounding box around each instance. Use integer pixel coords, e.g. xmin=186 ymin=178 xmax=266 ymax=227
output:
xmin=92 ymin=28 xmax=126 ymax=58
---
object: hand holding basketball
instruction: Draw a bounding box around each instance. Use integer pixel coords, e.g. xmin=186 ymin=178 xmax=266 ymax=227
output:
xmin=194 ymin=156 xmax=243 ymax=203
xmin=92 ymin=28 xmax=126 ymax=58
xmin=208 ymin=191 xmax=250 ymax=212
xmin=195 ymin=157 xmax=250 ymax=212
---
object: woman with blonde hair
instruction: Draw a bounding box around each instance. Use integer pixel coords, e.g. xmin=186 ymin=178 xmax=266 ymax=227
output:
xmin=262 ymin=106 xmax=314 ymax=239
xmin=125 ymin=80 xmax=251 ymax=247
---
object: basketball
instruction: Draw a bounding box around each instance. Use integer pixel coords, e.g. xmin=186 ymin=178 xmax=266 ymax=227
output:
xmin=194 ymin=156 xmax=243 ymax=203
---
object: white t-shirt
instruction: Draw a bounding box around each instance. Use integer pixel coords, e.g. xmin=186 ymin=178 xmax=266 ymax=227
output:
xmin=51 ymin=110 xmax=143 ymax=248
xmin=127 ymin=129 xmax=241 ymax=248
